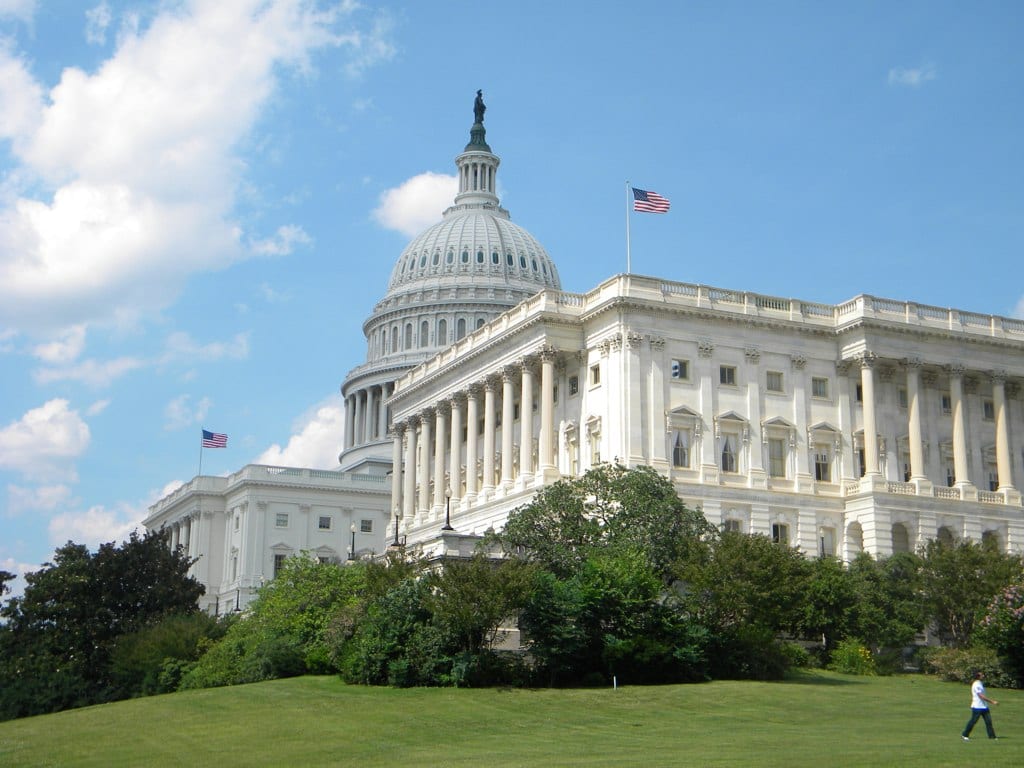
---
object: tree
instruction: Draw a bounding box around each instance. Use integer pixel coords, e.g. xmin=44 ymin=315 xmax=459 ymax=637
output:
xmin=0 ymin=570 xmax=14 ymax=600
xmin=977 ymin=582 xmax=1024 ymax=685
xmin=497 ymin=464 xmax=716 ymax=583
xmin=918 ymin=539 xmax=1021 ymax=647
xmin=798 ymin=556 xmax=859 ymax=652
xmin=847 ymin=552 xmax=925 ymax=651
xmin=0 ymin=530 xmax=203 ymax=720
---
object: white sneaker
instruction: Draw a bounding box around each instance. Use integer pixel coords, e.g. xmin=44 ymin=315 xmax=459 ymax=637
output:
xmin=962 ymin=736 xmax=970 ymax=741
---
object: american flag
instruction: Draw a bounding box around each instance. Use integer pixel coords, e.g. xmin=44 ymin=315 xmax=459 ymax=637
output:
xmin=202 ymin=430 xmax=228 ymax=448
xmin=632 ymin=187 xmax=671 ymax=214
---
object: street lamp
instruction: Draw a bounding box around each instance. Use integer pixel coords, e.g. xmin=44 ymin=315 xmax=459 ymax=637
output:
xmin=442 ymin=489 xmax=454 ymax=531
xmin=349 ymin=522 xmax=357 ymax=562
xmin=392 ymin=505 xmax=402 ymax=547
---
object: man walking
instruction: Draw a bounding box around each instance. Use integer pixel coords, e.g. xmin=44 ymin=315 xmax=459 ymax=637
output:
xmin=962 ymin=670 xmax=998 ymax=741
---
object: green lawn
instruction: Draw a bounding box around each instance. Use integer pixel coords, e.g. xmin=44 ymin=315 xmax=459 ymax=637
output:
xmin=0 ymin=671 xmax=1019 ymax=767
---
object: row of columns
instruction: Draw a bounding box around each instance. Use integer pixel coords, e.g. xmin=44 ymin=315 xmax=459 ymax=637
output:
xmin=343 ymin=382 xmax=394 ymax=450
xmin=857 ymin=353 xmax=1017 ymax=494
xmin=391 ymin=349 xmax=559 ymax=527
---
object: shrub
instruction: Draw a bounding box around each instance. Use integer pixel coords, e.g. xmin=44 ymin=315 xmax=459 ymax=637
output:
xmin=918 ymin=645 xmax=1017 ymax=688
xmin=778 ymin=642 xmax=814 ymax=670
xmin=706 ymin=624 xmax=790 ymax=681
xmin=828 ymin=639 xmax=876 ymax=676
xmin=976 ymin=583 xmax=1024 ymax=686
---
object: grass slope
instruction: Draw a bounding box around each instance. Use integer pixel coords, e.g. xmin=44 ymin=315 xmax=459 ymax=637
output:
xmin=0 ymin=671 xmax=1019 ymax=767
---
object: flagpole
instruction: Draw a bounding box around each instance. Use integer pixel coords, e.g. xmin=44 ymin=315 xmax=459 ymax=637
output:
xmin=625 ymin=181 xmax=632 ymax=274
xmin=198 ymin=432 xmax=204 ymax=478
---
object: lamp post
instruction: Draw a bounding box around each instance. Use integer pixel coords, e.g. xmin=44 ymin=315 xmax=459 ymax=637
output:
xmin=349 ymin=522 xmax=357 ymax=562
xmin=392 ymin=506 xmax=402 ymax=547
xmin=442 ymin=489 xmax=454 ymax=531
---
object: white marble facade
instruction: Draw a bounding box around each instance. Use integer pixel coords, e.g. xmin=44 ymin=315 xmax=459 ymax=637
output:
xmin=389 ymin=274 xmax=1024 ymax=562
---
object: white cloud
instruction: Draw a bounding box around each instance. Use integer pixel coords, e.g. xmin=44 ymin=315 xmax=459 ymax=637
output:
xmin=86 ymin=398 xmax=110 ymax=416
xmin=373 ymin=172 xmax=457 ymax=237
xmin=6 ymin=482 xmax=73 ymax=516
xmin=255 ymin=396 xmax=344 ymax=468
xmin=0 ymin=399 xmax=90 ymax=479
xmin=0 ymin=0 xmax=394 ymax=335
xmin=162 ymin=331 xmax=250 ymax=364
xmin=31 ymin=324 xmax=87 ymax=364
xmin=250 ymin=224 xmax=312 ymax=256
xmin=888 ymin=63 xmax=937 ymax=88
xmin=85 ymin=2 xmax=112 ymax=45
xmin=48 ymin=502 xmax=142 ymax=549
xmin=164 ymin=394 xmax=212 ymax=431
xmin=0 ymin=0 xmax=36 ymax=24
xmin=33 ymin=355 xmax=144 ymax=387
xmin=1014 ymin=296 xmax=1024 ymax=320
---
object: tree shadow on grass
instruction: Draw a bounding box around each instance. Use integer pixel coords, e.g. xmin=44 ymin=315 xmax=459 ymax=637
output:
xmin=778 ymin=670 xmax=865 ymax=686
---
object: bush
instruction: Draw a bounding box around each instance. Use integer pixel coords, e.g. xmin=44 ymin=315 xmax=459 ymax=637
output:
xmin=919 ymin=645 xmax=1017 ymax=688
xmin=706 ymin=624 xmax=790 ymax=681
xmin=828 ymin=639 xmax=876 ymax=676
xmin=778 ymin=642 xmax=814 ymax=670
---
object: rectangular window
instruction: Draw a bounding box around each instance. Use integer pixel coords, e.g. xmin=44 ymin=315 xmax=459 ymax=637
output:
xmin=768 ymin=438 xmax=786 ymax=478
xmin=513 ymin=403 xmax=521 ymax=420
xmin=234 ymin=514 xmax=240 ymax=531
xmin=719 ymin=365 xmax=737 ymax=386
xmin=553 ymin=384 xmax=558 ymax=404
xmin=273 ymin=554 xmax=287 ymax=577
xmin=988 ymin=471 xmax=999 ymax=492
xmin=275 ymin=512 xmax=288 ymax=528
xmin=671 ymin=430 xmax=690 ymax=468
xmin=721 ymin=434 xmax=738 ymax=473
xmin=983 ymin=399 xmax=995 ymax=421
xmin=897 ymin=387 xmax=908 ymax=409
xmin=856 ymin=448 xmax=866 ymax=478
xmin=318 ymin=515 xmax=332 ymax=531
xmin=568 ymin=375 xmax=579 ymax=395
xmin=589 ymin=432 xmax=601 ymax=465
xmin=855 ymin=383 xmax=863 ymax=403
xmin=360 ymin=519 xmax=373 ymax=534
xmin=671 ymin=359 xmax=689 ymax=380
xmin=811 ymin=377 xmax=829 ymax=399
xmin=723 ymin=519 xmax=741 ymax=533
xmin=766 ymin=371 xmax=784 ymax=393
xmin=941 ymin=393 xmax=952 ymax=415
xmin=772 ymin=523 xmax=789 ymax=546
xmin=814 ymin=448 xmax=832 ymax=482
xmin=819 ymin=527 xmax=836 ymax=557
xmin=590 ymin=364 xmax=601 ymax=386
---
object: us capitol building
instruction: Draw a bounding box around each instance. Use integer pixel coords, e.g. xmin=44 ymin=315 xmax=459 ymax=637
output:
xmin=146 ymin=94 xmax=1024 ymax=613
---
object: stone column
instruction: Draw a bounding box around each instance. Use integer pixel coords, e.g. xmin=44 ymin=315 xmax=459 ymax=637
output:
xmin=992 ymin=373 xmax=1016 ymax=495
xmin=501 ymin=368 xmax=515 ymax=487
xmin=482 ymin=380 xmax=496 ymax=496
xmin=791 ymin=355 xmax=812 ymax=490
xmin=948 ymin=366 xmax=972 ymax=489
xmin=860 ymin=353 xmax=880 ymax=477
xmin=745 ymin=348 xmax=765 ymax=488
xmin=418 ymin=410 xmax=432 ymax=517
xmin=465 ymin=386 xmax=480 ymax=502
xmin=353 ymin=390 xmax=364 ymax=448
xmin=697 ymin=341 xmax=718 ymax=482
xmin=904 ymin=359 xmax=928 ymax=489
xmin=449 ymin=396 xmax=463 ymax=500
xmin=402 ymin=420 xmax=417 ymax=521
xmin=539 ymin=348 xmax=557 ymax=475
xmin=343 ymin=394 xmax=354 ymax=451
xmin=391 ymin=425 xmax=404 ymax=516
xmin=519 ymin=360 xmax=535 ymax=484
xmin=377 ymin=383 xmax=390 ymax=440
xmin=433 ymin=404 xmax=448 ymax=517
xmin=365 ymin=386 xmax=377 ymax=442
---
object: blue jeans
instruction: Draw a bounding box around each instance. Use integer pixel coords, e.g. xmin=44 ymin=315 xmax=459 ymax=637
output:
xmin=963 ymin=708 xmax=996 ymax=739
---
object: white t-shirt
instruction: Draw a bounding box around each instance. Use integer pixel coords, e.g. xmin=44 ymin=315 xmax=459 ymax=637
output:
xmin=971 ymin=679 xmax=987 ymax=709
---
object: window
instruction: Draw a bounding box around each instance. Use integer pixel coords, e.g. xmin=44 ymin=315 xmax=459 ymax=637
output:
xmin=814 ymin=447 xmax=832 ymax=482
xmin=811 ymin=377 xmax=829 ymax=399
xmin=723 ymin=519 xmax=742 ymax=533
xmin=719 ymin=365 xmax=736 ymax=386
xmin=819 ymin=527 xmax=836 ymax=557
xmin=855 ymin=383 xmax=863 ymax=403
xmin=234 ymin=514 xmax=240 ymax=531
xmin=856 ymin=448 xmax=866 ymax=478
xmin=771 ymin=523 xmax=789 ymax=546
xmin=671 ymin=359 xmax=689 ymax=380
xmin=941 ymin=393 xmax=952 ymax=415
xmin=456 ymin=318 xmax=467 ymax=340
xmin=360 ymin=519 xmax=373 ymax=533
xmin=275 ymin=512 xmax=288 ymax=528
xmin=404 ymin=323 xmax=412 ymax=349
xmin=568 ymin=375 xmax=579 ymax=395
xmin=766 ymin=371 xmax=784 ymax=393
xmin=273 ymin=554 xmax=287 ymax=577
xmin=897 ymin=387 xmax=908 ymax=409
xmin=983 ymin=399 xmax=995 ymax=421
xmin=318 ymin=515 xmax=332 ymax=531
xmin=721 ymin=434 xmax=738 ymax=473
xmin=590 ymin=364 xmax=601 ymax=386
xmin=589 ymin=431 xmax=601 ymax=465
xmin=768 ymin=438 xmax=786 ymax=478
xmin=513 ymin=403 xmax=520 ymax=420
xmin=671 ymin=430 xmax=690 ymax=468
xmin=438 ymin=319 xmax=447 ymax=344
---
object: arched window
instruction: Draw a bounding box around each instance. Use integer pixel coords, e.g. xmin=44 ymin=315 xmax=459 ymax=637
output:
xmin=391 ymin=326 xmax=398 ymax=353
xmin=432 ymin=251 xmax=440 ymax=266
xmin=419 ymin=255 xmax=426 ymax=268
xmin=437 ymin=319 xmax=447 ymax=345
xmin=381 ymin=329 xmax=387 ymax=354
xmin=519 ymin=254 xmax=527 ymax=269
xmin=476 ymin=250 xmax=483 ymax=264
xmin=476 ymin=318 xmax=485 ymax=329
xmin=461 ymin=249 xmax=469 ymax=264
xmin=491 ymin=251 xmax=499 ymax=264
xmin=404 ymin=323 xmax=412 ymax=349
xmin=456 ymin=318 xmax=466 ymax=340
xmin=506 ymin=253 xmax=514 ymax=266
xmin=420 ymin=320 xmax=429 ymax=348
xmin=446 ymin=250 xmax=454 ymax=265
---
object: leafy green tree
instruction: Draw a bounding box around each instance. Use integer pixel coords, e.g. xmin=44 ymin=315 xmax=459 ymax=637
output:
xmin=976 ymin=583 xmax=1024 ymax=685
xmin=0 ymin=570 xmax=14 ymax=599
xmin=847 ymin=552 xmax=925 ymax=651
xmin=497 ymin=464 xmax=716 ymax=583
xmin=691 ymin=531 xmax=810 ymax=635
xmin=0 ymin=531 xmax=202 ymax=720
xmin=918 ymin=539 xmax=1021 ymax=647
xmin=798 ymin=556 xmax=859 ymax=651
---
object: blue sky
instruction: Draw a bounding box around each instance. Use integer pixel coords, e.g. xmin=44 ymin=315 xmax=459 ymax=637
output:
xmin=2 ymin=0 xmax=1022 ymax=595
